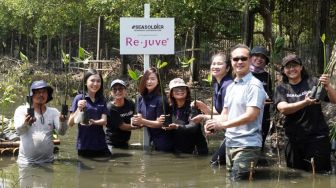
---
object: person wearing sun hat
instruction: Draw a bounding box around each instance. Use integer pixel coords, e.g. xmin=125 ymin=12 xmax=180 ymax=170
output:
xmin=105 ymin=79 xmax=138 ymax=150
xmin=250 ymin=46 xmax=273 ymax=151
xmin=274 ymin=54 xmax=336 ymax=172
xmin=14 ymin=80 xmax=68 ymax=164
xmin=163 ymin=78 xmax=208 ymax=155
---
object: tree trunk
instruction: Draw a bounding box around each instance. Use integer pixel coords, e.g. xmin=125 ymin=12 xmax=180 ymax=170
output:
xmin=191 ymin=25 xmax=200 ymax=83
xmin=316 ymin=0 xmax=330 ymax=74
xmin=243 ymin=4 xmax=255 ymax=47
xmin=47 ymin=36 xmax=51 ymax=68
xmin=121 ymin=55 xmax=128 ymax=77
xmin=10 ymin=31 xmax=14 ymax=57
xmin=36 ymin=38 xmax=40 ymax=65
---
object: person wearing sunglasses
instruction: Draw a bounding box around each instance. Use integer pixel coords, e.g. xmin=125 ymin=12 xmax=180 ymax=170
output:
xmin=274 ymin=54 xmax=336 ymax=173
xmin=203 ymin=44 xmax=267 ymax=180
xmin=105 ymin=79 xmax=138 ymax=151
xmin=14 ymin=80 xmax=68 ymax=164
xmin=250 ymin=46 xmax=273 ymax=152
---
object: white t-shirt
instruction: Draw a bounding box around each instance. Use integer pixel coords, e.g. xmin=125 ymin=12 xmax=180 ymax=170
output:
xmin=14 ymin=105 xmax=67 ymax=164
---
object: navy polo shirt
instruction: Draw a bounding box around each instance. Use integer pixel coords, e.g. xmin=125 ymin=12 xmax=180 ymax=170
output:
xmin=70 ymin=94 xmax=109 ymax=151
xmin=213 ymin=75 xmax=233 ymax=114
xmin=137 ymin=92 xmax=173 ymax=152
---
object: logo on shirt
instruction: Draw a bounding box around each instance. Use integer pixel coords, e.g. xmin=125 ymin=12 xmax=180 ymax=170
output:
xmin=120 ymin=111 xmax=133 ymax=117
xmin=286 ymin=91 xmax=308 ymax=98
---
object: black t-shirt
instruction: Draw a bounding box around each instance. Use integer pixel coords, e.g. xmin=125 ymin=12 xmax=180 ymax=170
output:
xmin=106 ymin=98 xmax=135 ymax=147
xmin=252 ymin=72 xmax=272 ymax=119
xmin=274 ymin=77 xmax=329 ymax=142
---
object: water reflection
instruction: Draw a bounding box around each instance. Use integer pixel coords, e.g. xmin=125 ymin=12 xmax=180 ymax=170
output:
xmin=0 ymin=128 xmax=335 ymax=187
xmin=18 ymin=164 xmax=54 ymax=188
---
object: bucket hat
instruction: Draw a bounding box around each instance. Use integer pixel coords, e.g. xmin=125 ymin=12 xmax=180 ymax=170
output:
xmin=169 ymin=78 xmax=188 ymax=90
xmin=250 ymin=46 xmax=270 ymax=64
xmin=30 ymin=80 xmax=53 ymax=103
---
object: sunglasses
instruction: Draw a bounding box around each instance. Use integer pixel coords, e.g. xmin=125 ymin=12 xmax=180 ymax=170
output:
xmin=172 ymin=86 xmax=187 ymax=92
xmin=112 ymin=87 xmax=125 ymax=92
xmin=232 ymin=56 xmax=248 ymax=62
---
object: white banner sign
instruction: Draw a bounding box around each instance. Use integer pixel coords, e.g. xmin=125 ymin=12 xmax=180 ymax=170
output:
xmin=120 ymin=18 xmax=175 ymax=54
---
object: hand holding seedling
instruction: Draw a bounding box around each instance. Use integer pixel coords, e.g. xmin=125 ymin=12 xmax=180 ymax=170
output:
xmin=162 ymin=123 xmax=179 ymax=131
xmin=319 ymin=74 xmax=331 ymax=90
xmin=77 ymin=100 xmax=87 ymax=111
xmin=131 ymin=114 xmax=143 ymax=126
xmin=204 ymin=119 xmax=220 ymax=135
xmin=157 ymin=114 xmax=166 ymax=124
xmin=305 ymin=92 xmax=318 ymax=106
xmin=24 ymin=113 xmax=36 ymax=126
xmin=191 ymin=114 xmax=206 ymax=124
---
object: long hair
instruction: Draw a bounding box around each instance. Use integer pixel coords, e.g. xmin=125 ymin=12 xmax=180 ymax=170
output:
xmin=168 ymin=86 xmax=192 ymax=108
xmin=138 ymin=67 xmax=161 ymax=96
xmin=281 ymin=66 xmax=309 ymax=83
xmin=83 ymin=69 xmax=104 ymax=98
xmin=210 ymin=52 xmax=233 ymax=79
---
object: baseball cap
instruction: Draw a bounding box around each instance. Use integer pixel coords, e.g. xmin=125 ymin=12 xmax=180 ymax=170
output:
xmin=282 ymin=54 xmax=302 ymax=66
xmin=110 ymin=79 xmax=126 ymax=88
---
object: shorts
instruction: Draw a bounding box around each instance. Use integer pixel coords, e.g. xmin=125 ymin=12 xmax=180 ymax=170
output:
xmin=226 ymin=146 xmax=261 ymax=180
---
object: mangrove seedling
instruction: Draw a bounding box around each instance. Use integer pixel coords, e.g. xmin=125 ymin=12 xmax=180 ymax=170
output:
xmin=61 ymin=50 xmax=70 ymax=118
xmin=203 ymin=73 xmax=213 ymax=119
xmin=203 ymin=73 xmax=214 ymax=132
xmin=309 ymin=35 xmax=336 ymax=101
xmin=178 ymin=56 xmax=200 ymax=118
xmin=127 ymin=66 xmax=142 ymax=113
xmin=156 ymin=59 xmax=170 ymax=127
xmin=19 ymin=52 xmax=34 ymax=119
xmin=73 ymin=47 xmax=93 ymax=125
xmin=179 ymin=56 xmax=195 ymax=80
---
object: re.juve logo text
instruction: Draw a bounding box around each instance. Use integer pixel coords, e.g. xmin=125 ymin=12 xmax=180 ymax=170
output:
xmin=125 ymin=37 xmax=169 ymax=48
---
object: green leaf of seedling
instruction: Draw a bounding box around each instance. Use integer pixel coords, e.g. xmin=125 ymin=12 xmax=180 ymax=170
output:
xmin=78 ymin=47 xmax=85 ymax=59
xmin=202 ymin=73 xmax=212 ymax=86
xmin=181 ymin=64 xmax=190 ymax=68
xmin=320 ymin=34 xmax=325 ymax=43
xmin=128 ymin=69 xmax=141 ymax=81
xmin=62 ymin=50 xmax=70 ymax=65
xmin=187 ymin=57 xmax=195 ymax=64
xmin=83 ymin=58 xmax=89 ymax=65
xmin=73 ymin=57 xmax=82 ymax=63
xmin=19 ymin=52 xmax=29 ymax=64
xmin=159 ymin=61 xmax=168 ymax=69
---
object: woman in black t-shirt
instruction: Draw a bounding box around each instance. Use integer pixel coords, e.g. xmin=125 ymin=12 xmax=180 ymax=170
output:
xmin=274 ymin=54 xmax=336 ymax=172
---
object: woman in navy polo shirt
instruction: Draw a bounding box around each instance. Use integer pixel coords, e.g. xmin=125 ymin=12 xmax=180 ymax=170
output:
xmin=193 ymin=52 xmax=233 ymax=165
xmin=68 ymin=69 xmax=110 ymax=157
xmin=132 ymin=67 xmax=173 ymax=152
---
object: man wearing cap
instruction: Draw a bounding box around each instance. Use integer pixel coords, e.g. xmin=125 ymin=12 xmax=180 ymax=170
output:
xmin=250 ymin=46 xmax=273 ymax=151
xmin=14 ymin=80 xmax=68 ymax=164
xmin=204 ymin=44 xmax=267 ymax=180
xmin=274 ymin=54 xmax=336 ymax=172
xmin=106 ymin=79 xmax=137 ymax=150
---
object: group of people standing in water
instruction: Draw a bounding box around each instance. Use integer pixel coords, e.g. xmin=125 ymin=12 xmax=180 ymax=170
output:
xmin=13 ymin=43 xmax=336 ymax=180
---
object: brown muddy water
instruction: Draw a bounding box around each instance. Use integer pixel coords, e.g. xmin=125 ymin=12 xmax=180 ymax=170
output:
xmin=0 ymin=126 xmax=335 ymax=188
